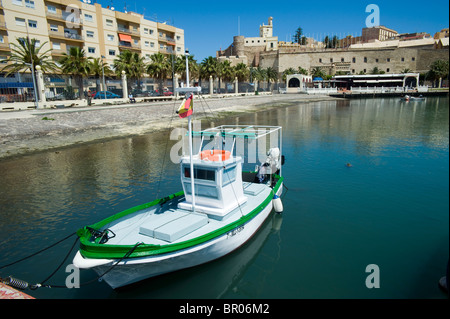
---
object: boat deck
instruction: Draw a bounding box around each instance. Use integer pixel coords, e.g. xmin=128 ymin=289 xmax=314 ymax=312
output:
xmin=101 ymin=181 xmax=272 ymax=246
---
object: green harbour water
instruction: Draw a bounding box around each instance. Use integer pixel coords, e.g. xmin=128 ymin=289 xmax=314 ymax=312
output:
xmin=0 ymin=96 xmax=448 ymax=299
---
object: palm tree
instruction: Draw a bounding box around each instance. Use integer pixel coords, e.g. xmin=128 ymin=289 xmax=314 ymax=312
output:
xmin=221 ymin=60 xmax=235 ymax=92
xmin=266 ymin=67 xmax=278 ymax=92
xmin=147 ymin=52 xmax=171 ymax=94
xmin=114 ymin=50 xmax=146 ymax=93
xmin=297 ymin=66 xmax=308 ymax=75
xmin=234 ymin=63 xmax=249 ymax=82
xmin=59 ymin=46 xmax=92 ymax=99
xmin=199 ymin=56 xmax=217 ymax=87
xmin=1 ymin=37 xmax=58 ymax=97
xmin=311 ymin=67 xmax=326 ymax=79
xmin=89 ymin=58 xmax=111 ymax=93
xmin=216 ymin=60 xmax=234 ymax=93
xmin=282 ymin=67 xmax=296 ymax=82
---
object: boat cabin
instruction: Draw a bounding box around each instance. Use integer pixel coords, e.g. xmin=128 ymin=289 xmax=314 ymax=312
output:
xmin=178 ymin=151 xmax=247 ymax=219
xmin=177 ymin=125 xmax=283 ymax=220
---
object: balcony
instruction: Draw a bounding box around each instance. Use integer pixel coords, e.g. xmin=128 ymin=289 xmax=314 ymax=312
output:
xmin=159 ymin=46 xmax=174 ymax=55
xmin=118 ymin=41 xmax=141 ymax=51
xmin=158 ymin=35 xmax=176 ymax=46
xmin=46 ymin=11 xmax=83 ymax=26
xmin=117 ymin=27 xmax=140 ymax=36
xmin=50 ymin=49 xmax=67 ymax=56
xmin=48 ymin=30 xmax=84 ymax=42
xmin=0 ymin=42 xmax=10 ymax=51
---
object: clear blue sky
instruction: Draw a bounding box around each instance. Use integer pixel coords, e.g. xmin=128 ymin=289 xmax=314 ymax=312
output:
xmin=96 ymin=0 xmax=449 ymax=61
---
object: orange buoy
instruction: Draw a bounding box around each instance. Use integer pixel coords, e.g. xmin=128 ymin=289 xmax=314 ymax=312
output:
xmin=200 ymin=150 xmax=231 ymax=161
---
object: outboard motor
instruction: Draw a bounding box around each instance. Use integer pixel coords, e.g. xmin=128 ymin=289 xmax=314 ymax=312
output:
xmin=256 ymin=147 xmax=282 ymax=183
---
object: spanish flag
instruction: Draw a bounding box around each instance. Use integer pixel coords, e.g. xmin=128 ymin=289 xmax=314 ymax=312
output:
xmin=177 ymin=94 xmax=193 ymax=118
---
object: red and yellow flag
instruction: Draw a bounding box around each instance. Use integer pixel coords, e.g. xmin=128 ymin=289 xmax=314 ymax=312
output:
xmin=177 ymin=94 xmax=193 ymax=118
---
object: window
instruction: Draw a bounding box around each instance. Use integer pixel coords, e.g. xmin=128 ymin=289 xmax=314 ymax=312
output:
xmin=47 ymin=5 xmax=56 ymax=13
xmin=144 ymin=41 xmax=149 ymax=47
xmin=88 ymin=47 xmax=95 ymax=53
xmin=401 ymin=57 xmax=405 ymax=62
xmin=184 ymin=167 xmax=215 ymax=181
xmin=330 ymin=58 xmax=333 ymax=63
xmin=386 ymin=68 xmax=390 ymax=72
xmin=176 ymin=35 xmax=180 ymax=40
xmin=49 ymin=24 xmax=58 ymax=32
xmin=341 ymin=58 xmax=345 ymax=62
xmin=107 ymin=34 xmax=114 ymax=41
xmin=149 ymin=29 xmax=154 ymax=35
xmin=132 ymin=26 xmax=138 ymax=31
xmin=319 ymin=58 xmax=322 ymax=63
xmin=28 ymin=20 xmax=37 ymax=28
xmin=86 ymin=31 xmax=94 ymax=38
xmin=223 ymin=166 xmax=236 ymax=186
xmin=375 ymin=58 xmax=379 ymax=63
xmin=34 ymin=40 xmax=40 ymax=47
xmin=109 ymin=49 xmax=115 ymax=56
xmin=15 ymin=17 xmax=26 ymax=26
xmin=352 ymin=57 xmax=356 ymax=63
xmin=84 ymin=14 xmax=93 ymax=22
xmin=364 ymin=57 xmax=367 ymax=63
xmin=184 ymin=183 xmax=218 ymax=198
xmin=387 ymin=58 xmax=390 ymax=62
xmin=0 ymin=56 xmax=8 ymax=64
xmin=412 ymin=57 xmax=415 ymax=61
xmin=144 ymin=28 xmax=149 ymax=34
xmin=160 ymin=44 xmax=164 ymax=49
xmin=0 ymin=35 xmax=3 ymax=43
xmin=52 ymin=42 xmax=61 ymax=50
xmin=12 ymin=0 xmax=23 ymax=6
xmin=25 ymin=0 xmax=35 ymax=9
xmin=106 ymin=19 xmax=113 ymax=26
xmin=150 ymin=42 xmax=155 ymax=48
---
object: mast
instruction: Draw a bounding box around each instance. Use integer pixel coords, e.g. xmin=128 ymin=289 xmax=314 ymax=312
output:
xmin=186 ymin=50 xmax=195 ymax=212
xmin=175 ymin=49 xmax=201 ymax=213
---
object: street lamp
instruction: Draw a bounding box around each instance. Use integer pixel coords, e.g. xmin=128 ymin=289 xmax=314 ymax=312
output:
xmin=101 ymin=55 xmax=106 ymax=100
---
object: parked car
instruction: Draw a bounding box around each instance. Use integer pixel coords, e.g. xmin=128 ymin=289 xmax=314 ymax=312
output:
xmin=94 ymin=91 xmax=120 ymax=99
xmin=163 ymin=90 xmax=173 ymax=96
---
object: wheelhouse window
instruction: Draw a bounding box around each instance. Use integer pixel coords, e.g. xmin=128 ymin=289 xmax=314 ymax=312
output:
xmin=223 ymin=165 xmax=236 ymax=186
xmin=184 ymin=167 xmax=215 ymax=181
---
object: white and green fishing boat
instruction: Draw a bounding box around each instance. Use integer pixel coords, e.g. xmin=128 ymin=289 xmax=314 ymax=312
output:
xmin=73 ymin=52 xmax=285 ymax=289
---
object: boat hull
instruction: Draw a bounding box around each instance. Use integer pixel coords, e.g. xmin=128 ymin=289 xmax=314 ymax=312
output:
xmin=74 ymin=192 xmax=276 ymax=289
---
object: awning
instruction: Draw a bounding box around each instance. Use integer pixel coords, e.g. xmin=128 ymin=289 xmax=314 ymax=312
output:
xmin=118 ymin=34 xmax=132 ymax=42
xmin=353 ymin=79 xmax=403 ymax=83
xmin=0 ymin=82 xmax=34 ymax=89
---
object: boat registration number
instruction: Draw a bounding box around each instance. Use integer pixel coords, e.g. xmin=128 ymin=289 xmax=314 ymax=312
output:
xmin=227 ymin=226 xmax=244 ymax=238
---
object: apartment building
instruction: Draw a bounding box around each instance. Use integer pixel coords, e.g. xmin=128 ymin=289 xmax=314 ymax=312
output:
xmin=0 ymin=0 xmax=184 ymax=70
